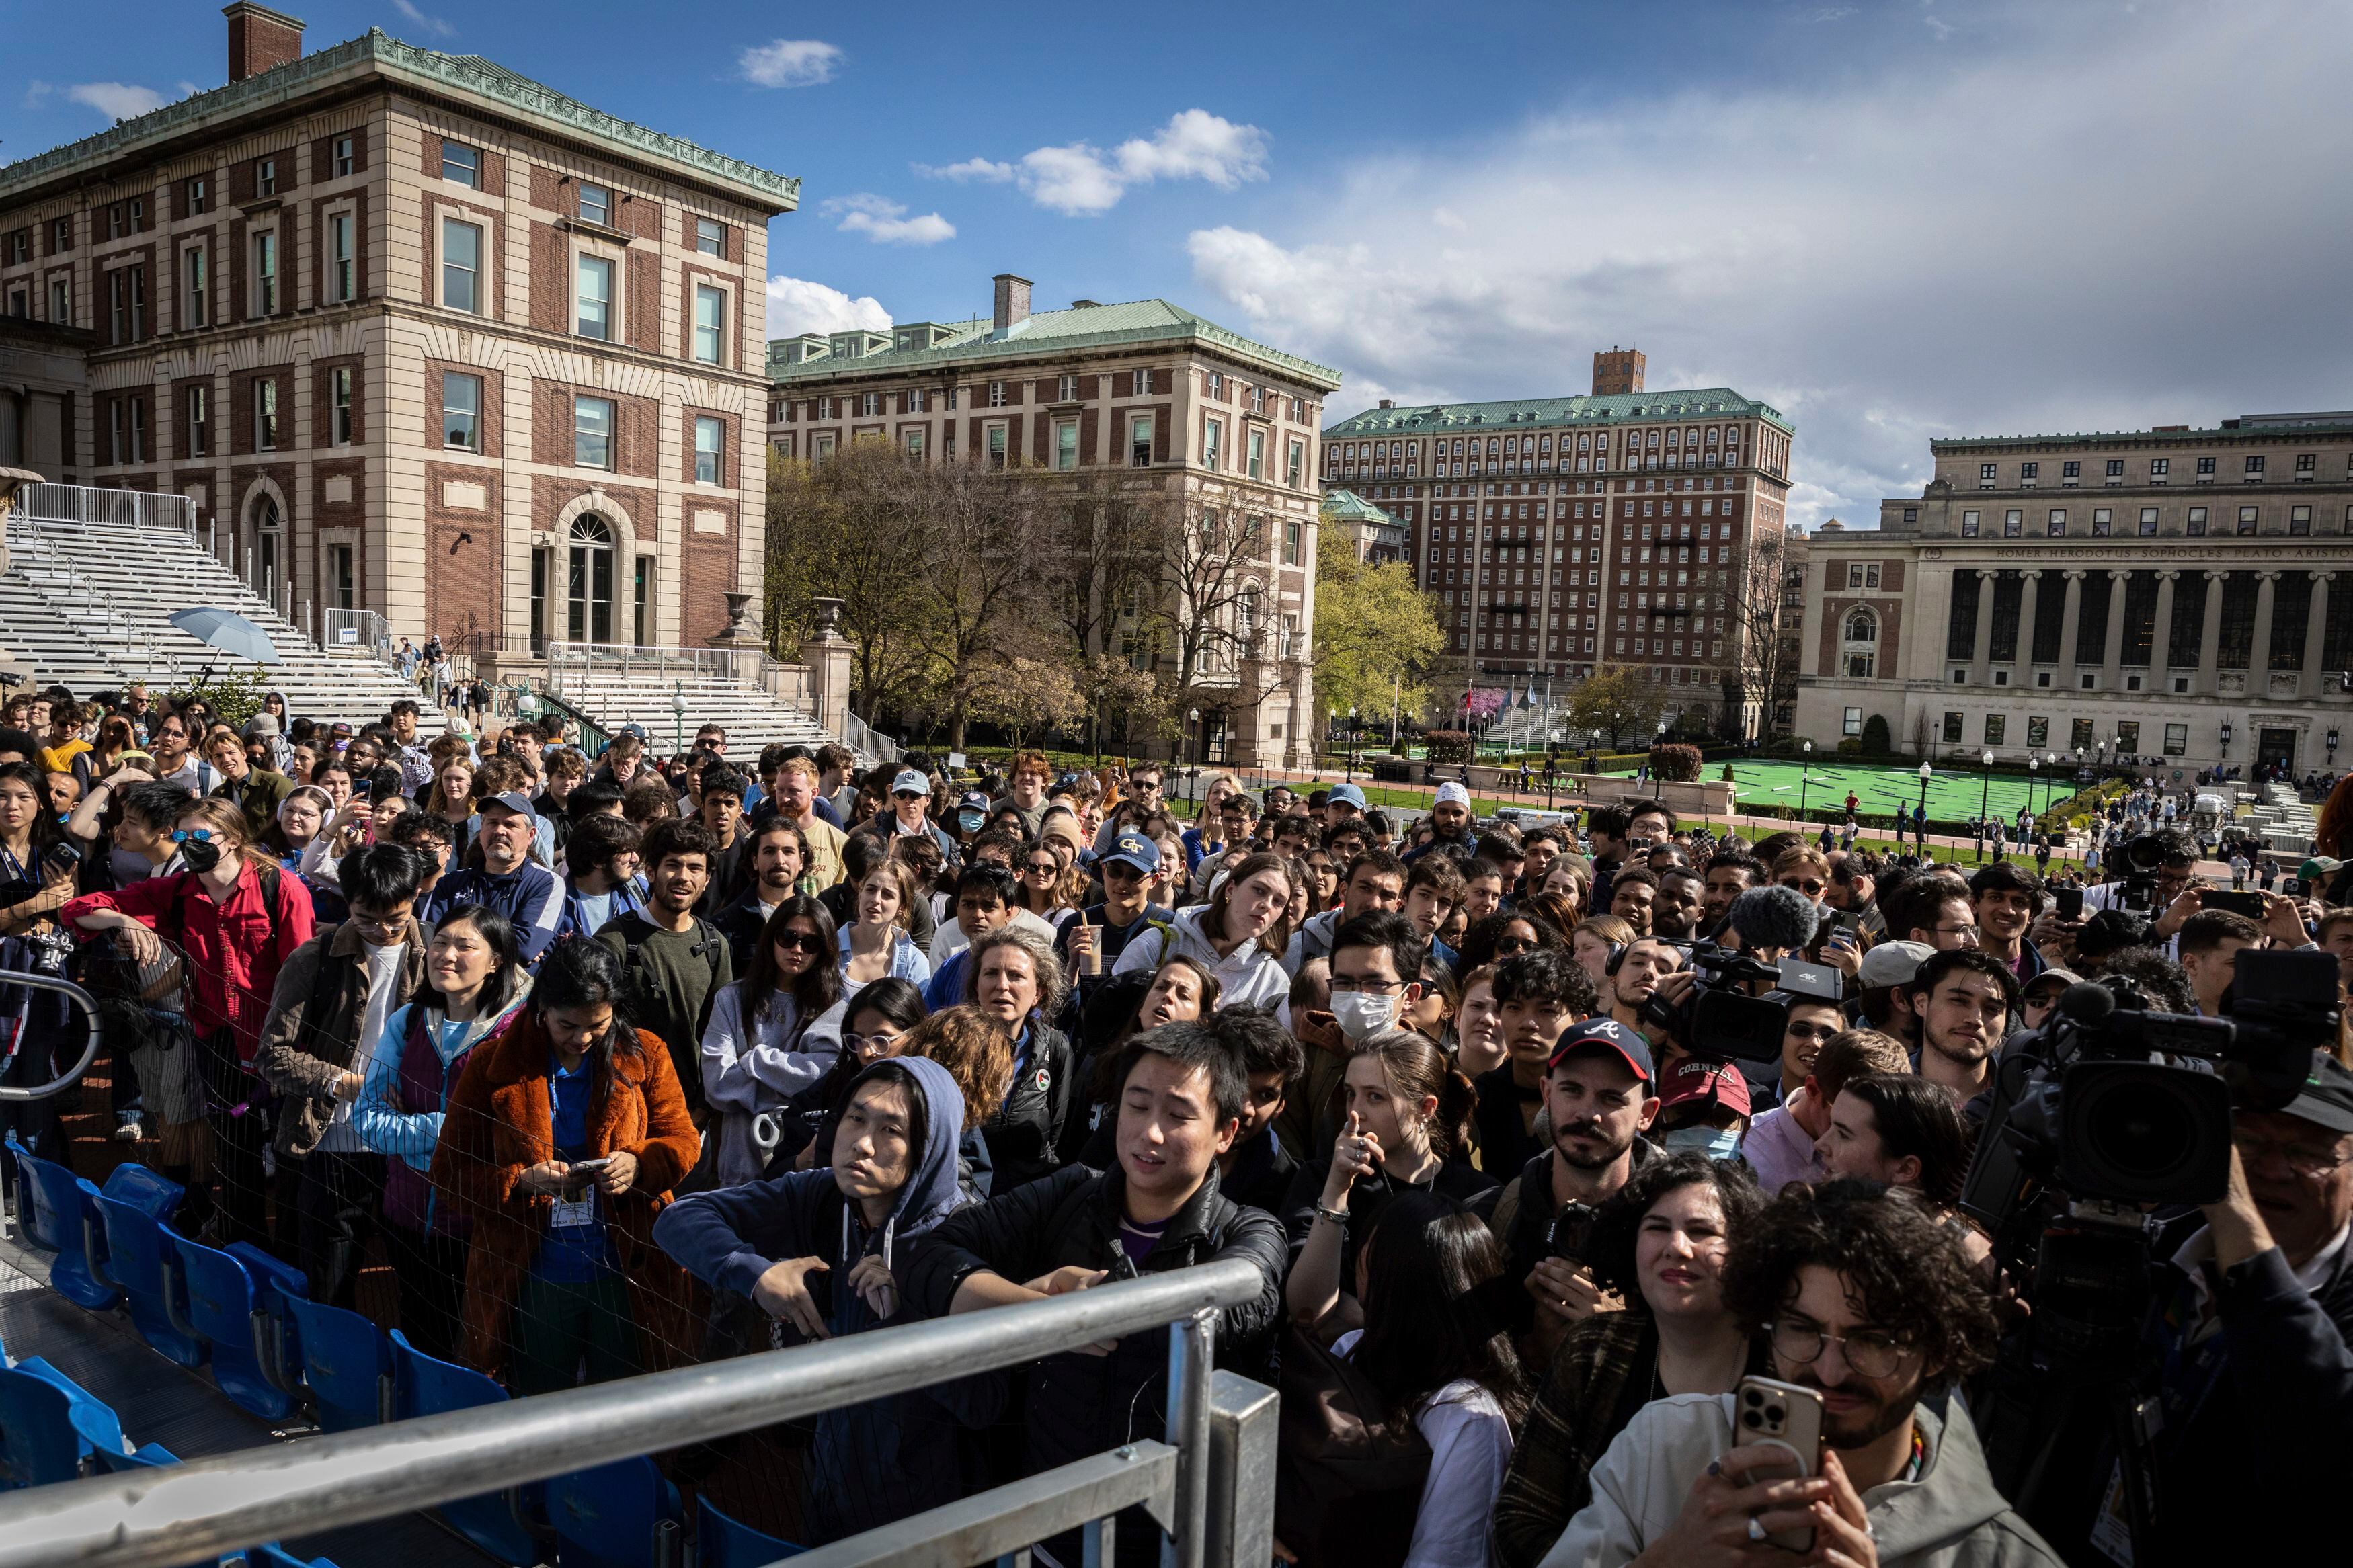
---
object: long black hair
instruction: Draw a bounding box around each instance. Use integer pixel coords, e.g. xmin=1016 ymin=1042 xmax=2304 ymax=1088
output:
xmin=0 ymin=759 xmax=64 ymax=864
xmin=744 ymin=894 xmax=842 ymax=1027
xmin=534 ymin=936 xmax=639 ymax=1064
xmin=417 ymin=903 xmax=526 ymax=1022
xmin=1353 ymin=1192 xmax=1529 ymax=1431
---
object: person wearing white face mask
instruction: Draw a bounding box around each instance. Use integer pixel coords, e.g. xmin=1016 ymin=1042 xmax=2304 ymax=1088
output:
xmin=1648 ymin=1057 xmax=1753 ymax=1163
xmin=1325 ymin=910 xmax=1427 ymax=1044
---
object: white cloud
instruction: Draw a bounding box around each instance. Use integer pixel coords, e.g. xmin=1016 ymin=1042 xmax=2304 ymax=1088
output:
xmin=390 ymin=0 xmax=454 ymax=38
xmin=67 ymin=81 xmax=165 ymax=120
xmin=1185 ymin=0 xmax=2353 ymax=530
xmin=766 ymin=276 xmax=891 ymax=339
xmin=927 ymin=110 xmax=1271 ymax=216
xmin=822 ymin=194 xmax=956 ymax=247
xmin=914 ymin=157 xmax=1016 ymax=183
xmin=738 ymin=39 xmax=842 ymax=89
xmin=22 ymin=81 xmax=54 ymax=109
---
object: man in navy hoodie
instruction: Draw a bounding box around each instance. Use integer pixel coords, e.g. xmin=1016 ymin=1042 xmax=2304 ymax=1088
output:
xmin=653 ymin=1057 xmax=1000 ymax=1543
xmin=421 ymin=791 xmax=561 ymax=964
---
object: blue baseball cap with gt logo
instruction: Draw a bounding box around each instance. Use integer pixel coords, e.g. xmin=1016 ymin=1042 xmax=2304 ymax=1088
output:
xmin=1103 ymin=833 xmax=1162 ymax=874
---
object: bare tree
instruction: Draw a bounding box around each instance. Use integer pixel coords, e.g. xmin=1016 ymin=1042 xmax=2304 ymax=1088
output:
xmin=764 ymin=444 xmax=933 ymax=721
xmin=912 ymin=458 xmax=1060 ymax=748
xmin=1148 ymin=500 xmax=1287 ymax=713
xmin=1043 ymin=469 xmax=1183 ymax=664
xmin=1725 ymin=527 xmax=1800 ymax=741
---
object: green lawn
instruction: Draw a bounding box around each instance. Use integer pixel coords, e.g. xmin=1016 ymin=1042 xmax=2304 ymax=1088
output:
xmin=1611 ymin=760 xmax=2073 ymax=823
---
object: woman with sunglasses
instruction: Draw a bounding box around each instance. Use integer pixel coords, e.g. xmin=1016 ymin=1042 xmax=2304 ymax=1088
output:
xmin=65 ymin=796 xmax=317 ymax=1247
xmin=1010 ymin=840 xmax=1081 ymax=932
xmin=1457 ymin=909 xmax=1558 ymax=976
xmin=702 ymin=897 xmax=848 ymax=1186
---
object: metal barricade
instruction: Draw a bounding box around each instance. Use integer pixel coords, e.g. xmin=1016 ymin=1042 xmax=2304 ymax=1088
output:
xmin=0 ymin=970 xmax=104 ymax=1102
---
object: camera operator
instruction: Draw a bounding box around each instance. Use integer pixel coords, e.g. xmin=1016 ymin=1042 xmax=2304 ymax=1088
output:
xmin=1899 ymin=949 xmax=2017 ymax=1114
xmin=2034 ymin=827 xmax=2196 ymax=958
xmin=1605 ymin=936 xmax=1685 ymax=1047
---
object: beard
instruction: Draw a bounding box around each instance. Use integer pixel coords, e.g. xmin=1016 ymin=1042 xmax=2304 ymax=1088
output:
xmin=1791 ymin=1370 xmax=1919 ymax=1450
xmin=1554 ymin=1117 xmax=1636 ymax=1171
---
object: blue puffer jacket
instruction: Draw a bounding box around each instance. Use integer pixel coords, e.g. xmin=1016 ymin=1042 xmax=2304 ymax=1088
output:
xmin=651 ymin=1057 xmax=1004 ymax=1543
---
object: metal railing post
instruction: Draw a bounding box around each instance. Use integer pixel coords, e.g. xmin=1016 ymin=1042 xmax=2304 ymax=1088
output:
xmin=1203 ymin=1372 xmax=1277 ymax=1568
xmin=1163 ymin=1307 xmax=1217 ymax=1568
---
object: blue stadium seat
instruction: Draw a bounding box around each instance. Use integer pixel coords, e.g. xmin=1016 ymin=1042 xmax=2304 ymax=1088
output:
xmin=247 ymin=1547 xmax=344 ymax=1568
xmin=694 ymin=1495 xmax=803 ymax=1568
xmin=175 ymin=1237 xmax=307 ymax=1421
xmin=0 ymin=1358 xmax=128 ymax=1487
xmin=544 ymin=1456 xmax=682 ymax=1568
xmin=94 ymin=1202 xmax=206 ymax=1367
xmin=5 ymin=1134 xmax=115 ymax=1311
xmin=277 ymin=1296 xmax=391 ymax=1432
xmin=387 ymin=1331 xmax=544 ymax=1567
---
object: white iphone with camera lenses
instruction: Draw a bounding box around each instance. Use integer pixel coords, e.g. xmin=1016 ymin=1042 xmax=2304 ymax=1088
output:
xmin=1732 ymin=1375 xmax=1824 ymax=1553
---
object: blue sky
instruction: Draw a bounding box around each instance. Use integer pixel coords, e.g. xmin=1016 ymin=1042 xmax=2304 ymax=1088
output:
xmin=9 ymin=1 xmax=2349 ymax=528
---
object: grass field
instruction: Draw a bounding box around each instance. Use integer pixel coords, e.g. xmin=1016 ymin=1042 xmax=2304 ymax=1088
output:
xmin=1603 ymin=760 xmax=2075 ymax=823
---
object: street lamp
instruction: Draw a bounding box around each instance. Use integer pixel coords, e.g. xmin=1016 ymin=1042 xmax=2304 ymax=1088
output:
xmin=1799 ymin=739 xmax=1814 ymax=825
xmin=2330 ymin=727 xmax=2341 ymax=767
xmin=1347 ymin=706 xmax=1360 ymax=783
xmin=1547 ymin=729 xmax=1561 ymax=811
xmin=2219 ymin=721 xmax=2232 ymax=760
xmin=2027 ymin=754 xmax=2038 ymax=819
xmin=1187 ymin=706 xmax=1202 ymax=800
xmin=670 ymin=681 xmax=687 ymax=756
xmin=1979 ymin=748 xmax=1995 ymax=862
xmin=1652 ymin=718 xmax=1669 ymax=802
xmin=1917 ymin=761 xmax=1934 ymax=852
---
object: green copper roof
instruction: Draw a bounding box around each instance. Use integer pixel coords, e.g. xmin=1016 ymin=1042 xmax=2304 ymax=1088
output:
xmin=767 ymin=298 xmax=1342 ymax=390
xmin=0 ymin=28 xmax=797 ymax=207
xmin=1932 ymin=412 xmax=2353 ymax=450
xmin=1324 ymin=388 xmax=1790 ymax=437
xmin=1320 ymin=489 xmax=1396 ymax=526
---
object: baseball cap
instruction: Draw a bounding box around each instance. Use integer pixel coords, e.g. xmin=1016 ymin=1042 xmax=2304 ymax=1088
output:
xmin=241 ymin=714 xmax=280 ymax=738
xmin=1327 ymin=782 xmax=1367 ymax=810
xmin=480 ymin=790 xmax=536 ymax=821
xmin=1548 ymin=1017 xmax=1655 ymax=1084
xmin=618 ymin=723 xmax=648 ymax=739
xmin=891 ymin=768 xmax=928 ymax=796
xmin=1103 ymin=832 xmax=1162 ymax=874
xmin=2022 ymin=966 xmax=2083 ymax=997
xmin=958 ymin=790 xmax=990 ymax=811
xmin=1435 ymin=782 xmax=1471 ymax=809
xmin=1659 ymin=1057 xmax=1753 ymax=1118
xmin=1856 ymin=940 xmax=1935 ymax=990
xmin=2282 ymin=1053 xmax=2353 ymax=1136
xmin=2300 ymin=856 xmax=2343 ymax=884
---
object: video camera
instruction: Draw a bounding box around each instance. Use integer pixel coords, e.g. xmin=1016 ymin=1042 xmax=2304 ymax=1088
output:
xmin=1637 ymin=942 xmax=1843 ymax=1064
xmin=2110 ymin=830 xmax=2190 ymax=913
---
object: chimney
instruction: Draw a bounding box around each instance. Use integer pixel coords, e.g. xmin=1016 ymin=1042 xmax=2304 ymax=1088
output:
xmin=1378 ymin=399 xmax=1394 ymax=410
xmin=992 ymin=273 xmax=1032 ymax=333
xmin=224 ymin=2 xmax=305 ymax=83
xmin=1592 ymin=345 xmax=1646 ymax=397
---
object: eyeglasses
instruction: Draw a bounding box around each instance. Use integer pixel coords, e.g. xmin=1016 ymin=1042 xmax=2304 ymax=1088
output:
xmin=1784 ymin=1022 xmax=1841 ymax=1043
xmin=843 ymin=1032 xmax=900 ymax=1056
xmin=1769 ymin=1319 xmax=1910 ymax=1379
xmin=2233 ymin=1127 xmax=2353 ymax=1180
xmin=1329 ymin=975 xmax=1408 ymax=994
xmin=1023 ymin=860 xmax=1059 ymax=875
xmin=1781 ymin=878 xmax=1827 ymax=895
xmin=770 ymin=930 xmax=828 ymax=956
xmin=1493 ymin=935 xmax=1540 ymax=956
xmin=1932 ymin=923 xmax=1981 ymax=941
xmin=168 ymin=828 xmax=215 ymax=843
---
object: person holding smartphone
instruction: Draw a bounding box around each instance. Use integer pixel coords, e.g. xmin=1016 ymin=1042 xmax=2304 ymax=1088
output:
xmin=1542 ymin=1182 xmax=2062 ymax=1568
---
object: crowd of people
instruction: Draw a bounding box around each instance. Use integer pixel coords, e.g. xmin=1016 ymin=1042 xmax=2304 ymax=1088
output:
xmin=3 ymin=677 xmax=2349 ymax=1567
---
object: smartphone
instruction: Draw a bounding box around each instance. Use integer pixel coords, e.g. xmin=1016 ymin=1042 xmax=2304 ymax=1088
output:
xmin=2055 ymin=886 xmax=2084 ymax=921
xmin=2203 ymin=889 xmax=2266 ymax=919
xmin=2285 ymin=876 xmax=2308 ymax=898
xmin=562 ymin=1156 xmax=613 ymax=1191
xmin=352 ymin=780 xmax=373 ymax=800
xmin=1731 ymin=1375 xmax=1825 ymax=1553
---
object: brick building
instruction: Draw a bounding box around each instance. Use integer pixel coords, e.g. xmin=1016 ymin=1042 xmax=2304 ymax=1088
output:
xmin=1796 ymin=409 xmax=2353 ymax=774
xmin=766 ymin=276 xmax=1340 ymax=769
xmin=1320 ymin=347 xmax=1795 ymax=718
xmin=0 ymin=6 xmax=795 ymax=669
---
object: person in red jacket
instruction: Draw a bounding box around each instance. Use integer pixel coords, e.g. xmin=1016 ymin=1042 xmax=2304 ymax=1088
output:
xmin=64 ymin=795 xmax=314 ymax=1249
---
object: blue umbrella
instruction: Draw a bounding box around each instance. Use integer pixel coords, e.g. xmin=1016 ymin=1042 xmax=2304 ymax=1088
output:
xmin=168 ymin=607 xmax=284 ymax=667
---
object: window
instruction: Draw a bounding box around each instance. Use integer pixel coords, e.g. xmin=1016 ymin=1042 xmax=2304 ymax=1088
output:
xmin=1842 ymin=706 xmax=1863 ymax=737
xmin=2048 ymin=509 xmax=2067 ymax=536
xmin=684 ymin=283 xmax=725 ymax=364
xmin=1942 ymin=712 xmax=1964 ymax=744
xmin=2245 ymin=455 xmax=2265 ymax=478
xmin=439 ymin=218 xmax=481 ymax=313
xmin=986 ymin=425 xmax=1007 ymax=470
xmin=574 ymin=395 xmax=615 ymax=468
xmin=183 ymin=247 xmax=207 ymax=327
xmin=187 ymin=384 xmax=208 ymax=457
xmin=1285 ymin=519 xmax=1302 ymax=565
xmin=2291 ymin=505 xmax=2313 ymax=536
xmin=257 ymin=158 xmax=277 ymax=197
xmin=48 ymin=276 xmax=68 ymax=324
xmin=2092 ymin=509 xmax=2112 ymax=536
xmin=2063 ymin=461 xmax=2080 ymax=481
xmin=3 ymin=231 xmax=22 ymax=266
xmin=2297 ymin=452 xmax=2318 ymax=477
xmin=1058 ymin=374 xmax=1078 ymax=401
xmin=442 ymin=142 xmax=481 ymax=187
xmin=577 ymin=183 xmax=612 ymax=226
xmin=108 ymin=204 xmax=124 ymax=240
xmin=2026 ymin=716 xmax=2049 ymax=749
xmin=634 ymin=558 xmax=653 ymax=647
xmin=2164 ymin=723 xmax=2188 ymax=757
xmin=694 ymin=415 xmax=723 ymax=484
xmin=330 ymin=366 xmax=353 ymax=445
xmin=2197 ymin=456 xmax=2216 ymax=477
xmin=2003 ymin=509 xmax=2023 ymax=538
xmin=1202 ymin=419 xmax=1223 ymax=471
xmin=2151 ymin=458 xmax=2169 ymax=479
xmin=1207 ymin=370 xmax=1225 ymax=398
xmin=2188 ymin=505 xmax=2207 ymax=536
xmin=333 ymin=136 xmax=355 ymax=177
xmin=1246 ymin=428 xmax=1265 ymax=480
xmin=51 ymin=217 xmax=71 ymax=252
xmin=695 ymin=217 xmax=725 ymax=256
xmin=1132 ymin=369 xmax=1151 ymax=397
xmin=251 ymin=231 xmax=276 ymax=315
xmin=2106 ymin=459 xmax=2124 ymax=481
xmin=1984 ymin=713 xmax=2007 ymax=746
xmin=988 ymin=380 xmax=1006 ymax=407
xmin=255 ymin=378 xmax=278 ymax=450
xmin=1130 ymin=415 xmax=1153 ymax=468
xmin=442 ymin=372 xmax=480 ymax=450
xmin=575 ymin=254 xmax=614 ymax=339
xmin=108 ymin=270 xmax=126 ymax=343
xmin=2020 ymin=462 xmax=2039 ymax=480
xmin=1055 ymin=421 xmax=1078 ymax=471
xmin=904 ymin=429 xmax=924 ymax=458
xmin=328 ymin=212 xmax=355 ymax=302
xmin=860 ymin=393 xmax=879 ymax=417
xmin=129 ymin=396 xmax=146 ymax=463
xmin=2116 ymin=721 xmax=2141 ymax=753
xmin=1288 ymin=440 xmax=1305 ymax=488
xmin=108 ymin=401 xmax=124 ymax=465
xmin=1961 ymin=509 xmax=1980 ymax=537
xmin=1979 ymin=462 xmax=1997 ymax=484
xmin=2238 ymin=505 xmax=2258 ymax=535
xmin=187 ymin=177 xmax=208 ymax=214
xmin=330 ymin=544 xmax=355 ymax=610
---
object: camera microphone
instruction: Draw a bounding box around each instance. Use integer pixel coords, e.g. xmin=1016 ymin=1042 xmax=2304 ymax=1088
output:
xmin=2055 ymin=982 xmax=2118 ymax=1026
xmin=1724 ymin=885 xmax=1821 ymax=954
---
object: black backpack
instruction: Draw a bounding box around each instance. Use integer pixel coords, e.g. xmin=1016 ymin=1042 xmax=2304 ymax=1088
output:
xmin=1273 ymin=1325 xmax=1432 ymax=1568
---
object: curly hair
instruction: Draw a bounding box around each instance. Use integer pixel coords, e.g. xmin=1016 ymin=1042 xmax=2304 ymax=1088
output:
xmin=901 ymin=1005 xmax=1014 ymax=1128
xmin=1720 ymin=1180 xmax=1998 ymax=1391
xmin=1585 ymin=1150 xmax=1767 ymax=1301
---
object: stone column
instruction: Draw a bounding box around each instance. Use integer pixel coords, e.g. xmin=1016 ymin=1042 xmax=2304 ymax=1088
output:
xmin=2018 ymin=571 xmax=2043 ymax=677
xmin=2251 ymin=571 xmax=2280 ymax=694
xmin=2151 ymin=571 xmax=2178 ymax=687
xmin=2303 ymin=573 xmax=2334 ymax=700
xmin=2198 ymin=569 xmax=2228 ymax=696
xmin=1970 ymin=569 xmax=1996 ymax=685
xmin=2057 ymin=570 xmax=2085 ymax=688
xmin=2099 ymin=571 xmax=2128 ymax=692
xmin=799 ymin=608 xmax=853 ymax=741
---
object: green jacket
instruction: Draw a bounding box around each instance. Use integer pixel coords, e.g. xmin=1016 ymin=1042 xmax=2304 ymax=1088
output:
xmin=213 ymin=766 xmax=296 ymax=845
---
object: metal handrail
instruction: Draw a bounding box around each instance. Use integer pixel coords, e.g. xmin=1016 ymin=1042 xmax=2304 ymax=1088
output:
xmin=0 ymin=1256 xmax=1265 ymax=1568
xmin=0 ymin=971 xmax=104 ymax=1102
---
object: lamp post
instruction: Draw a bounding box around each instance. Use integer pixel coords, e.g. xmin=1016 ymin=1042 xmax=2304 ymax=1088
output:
xmin=2331 ymin=727 xmax=2341 ymax=770
xmin=1347 ymin=706 xmax=1360 ymax=783
xmin=1979 ymin=749 xmax=1995 ymax=862
xmin=1917 ymin=760 xmax=1933 ymax=853
xmin=2219 ymin=720 xmax=2232 ymax=764
xmin=1187 ymin=707 xmax=1202 ymax=803
xmin=1547 ymin=729 xmax=1561 ymax=811
xmin=1652 ymin=718 xmax=1669 ymax=802
xmin=670 ymin=682 xmax=687 ymax=757
xmin=1799 ymin=739 xmax=1814 ymax=826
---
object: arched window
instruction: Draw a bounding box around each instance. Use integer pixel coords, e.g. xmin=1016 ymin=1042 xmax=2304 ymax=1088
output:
xmin=1845 ymin=608 xmax=1878 ymax=645
xmin=1843 ymin=607 xmax=1878 ymax=679
xmin=567 ymin=514 xmax=616 ymax=644
xmin=248 ymin=494 xmax=282 ymax=602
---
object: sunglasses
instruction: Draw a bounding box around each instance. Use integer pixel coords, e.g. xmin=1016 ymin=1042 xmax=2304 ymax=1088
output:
xmin=770 ymin=930 xmax=828 ymax=956
xmin=169 ymin=828 xmax=216 ymax=843
xmin=1024 ymin=860 xmax=1059 ymax=875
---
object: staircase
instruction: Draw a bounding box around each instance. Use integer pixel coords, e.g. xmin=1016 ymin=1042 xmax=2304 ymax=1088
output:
xmin=542 ymin=641 xmax=887 ymax=763
xmin=2 ymin=483 xmax=439 ymax=729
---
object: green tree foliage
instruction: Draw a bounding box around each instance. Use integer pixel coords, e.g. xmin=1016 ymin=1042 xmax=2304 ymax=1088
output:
xmin=1566 ymin=665 xmax=1665 ymax=750
xmin=173 ymin=666 xmax=273 ymax=729
xmin=1860 ymin=713 xmax=1894 ymax=755
xmin=1313 ymin=551 xmax=1444 ymax=731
